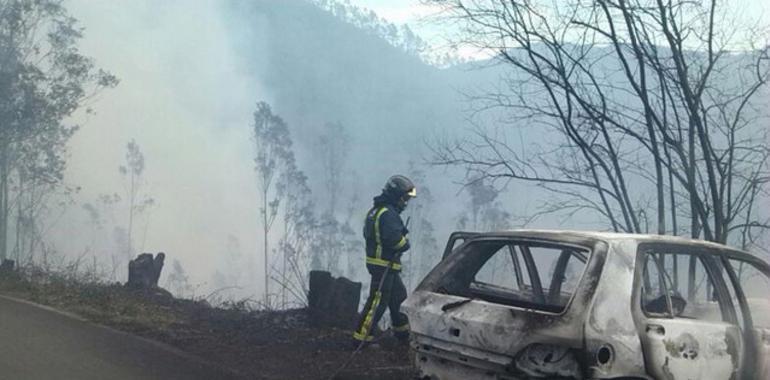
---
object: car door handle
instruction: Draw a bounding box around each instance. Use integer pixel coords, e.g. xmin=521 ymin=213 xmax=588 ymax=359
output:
xmin=646 ymin=324 xmax=666 ymax=336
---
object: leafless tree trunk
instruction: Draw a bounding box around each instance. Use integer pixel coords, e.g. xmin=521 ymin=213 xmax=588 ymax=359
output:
xmin=0 ymin=153 xmax=8 ymax=260
xmin=426 ymin=0 xmax=769 ymax=245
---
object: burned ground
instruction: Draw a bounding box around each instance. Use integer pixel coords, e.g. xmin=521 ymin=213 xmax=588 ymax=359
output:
xmin=0 ymin=269 xmax=413 ymax=379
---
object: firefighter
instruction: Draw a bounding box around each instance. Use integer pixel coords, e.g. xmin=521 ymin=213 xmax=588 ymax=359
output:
xmin=352 ymin=175 xmax=416 ymax=344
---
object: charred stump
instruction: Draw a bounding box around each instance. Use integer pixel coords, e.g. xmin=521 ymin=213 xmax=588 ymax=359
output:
xmin=308 ymin=270 xmax=361 ymax=329
xmin=126 ymin=252 xmax=165 ymax=289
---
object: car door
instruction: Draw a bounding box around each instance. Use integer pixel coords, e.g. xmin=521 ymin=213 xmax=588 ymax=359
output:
xmin=722 ymin=256 xmax=770 ymax=379
xmin=634 ymin=244 xmax=744 ymax=380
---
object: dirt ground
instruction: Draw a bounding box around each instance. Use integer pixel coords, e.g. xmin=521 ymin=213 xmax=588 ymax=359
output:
xmin=0 ymin=269 xmax=414 ymax=379
xmin=138 ymin=300 xmax=415 ymax=379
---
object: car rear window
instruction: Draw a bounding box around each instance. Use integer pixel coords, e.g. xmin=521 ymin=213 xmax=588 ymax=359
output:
xmin=432 ymin=239 xmax=589 ymax=313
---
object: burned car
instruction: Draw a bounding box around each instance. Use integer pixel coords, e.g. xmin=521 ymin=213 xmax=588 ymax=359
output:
xmin=402 ymin=230 xmax=770 ymax=379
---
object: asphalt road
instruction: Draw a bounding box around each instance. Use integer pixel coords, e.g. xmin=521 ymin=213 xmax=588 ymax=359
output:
xmin=0 ymin=295 xmax=242 ymax=380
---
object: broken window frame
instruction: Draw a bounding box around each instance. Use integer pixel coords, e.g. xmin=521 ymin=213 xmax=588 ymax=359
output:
xmin=441 ymin=231 xmax=479 ymax=259
xmin=722 ymin=255 xmax=770 ymax=330
xmin=640 ymin=252 xmax=675 ymax=318
xmin=636 ymin=243 xmax=739 ymax=324
xmin=509 ymin=245 xmax=525 ymax=290
xmin=434 ymin=238 xmax=592 ymax=315
xmin=720 ymin=253 xmax=770 ymax=376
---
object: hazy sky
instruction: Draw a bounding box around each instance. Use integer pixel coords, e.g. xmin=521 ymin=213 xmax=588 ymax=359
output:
xmin=352 ymin=0 xmax=770 ymax=56
xmin=352 ymin=0 xmax=770 ymax=25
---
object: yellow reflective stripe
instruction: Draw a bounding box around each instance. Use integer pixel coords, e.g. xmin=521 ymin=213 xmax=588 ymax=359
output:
xmin=374 ymin=207 xmax=388 ymax=260
xmin=393 ymin=236 xmax=407 ymax=250
xmin=355 ymin=291 xmax=382 ymax=341
xmin=352 ymin=331 xmax=374 ymax=341
xmin=393 ymin=323 xmax=410 ymax=332
xmin=366 ymin=257 xmax=402 ymax=270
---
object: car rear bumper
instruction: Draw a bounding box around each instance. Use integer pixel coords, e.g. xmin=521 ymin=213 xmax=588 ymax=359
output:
xmin=412 ymin=334 xmax=524 ymax=380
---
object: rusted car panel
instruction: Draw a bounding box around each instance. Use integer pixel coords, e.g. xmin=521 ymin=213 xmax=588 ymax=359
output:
xmin=403 ymin=230 xmax=770 ymax=380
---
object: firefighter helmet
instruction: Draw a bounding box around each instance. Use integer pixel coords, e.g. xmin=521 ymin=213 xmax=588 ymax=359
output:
xmin=384 ymin=175 xmax=417 ymax=199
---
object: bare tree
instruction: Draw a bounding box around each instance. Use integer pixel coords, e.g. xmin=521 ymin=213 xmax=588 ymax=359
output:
xmin=12 ymin=174 xmax=78 ymax=265
xmin=274 ymin=166 xmax=317 ymax=308
xmin=403 ymin=162 xmax=440 ymax=289
xmin=166 ymin=259 xmax=192 ymax=298
xmin=119 ymin=140 xmax=154 ymax=260
xmin=318 ymin=122 xmax=350 ymax=213
xmin=312 ymin=121 xmax=359 ymax=274
xmin=252 ymin=102 xmax=288 ymax=305
xmin=428 ymin=0 xmax=770 ymax=245
xmin=82 ymin=193 xmax=124 ymax=278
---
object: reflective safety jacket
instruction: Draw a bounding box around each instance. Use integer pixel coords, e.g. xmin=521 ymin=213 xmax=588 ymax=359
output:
xmin=363 ymin=200 xmax=410 ymax=272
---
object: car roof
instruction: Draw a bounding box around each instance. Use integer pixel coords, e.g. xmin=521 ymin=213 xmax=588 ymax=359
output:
xmin=467 ymin=229 xmax=763 ymax=262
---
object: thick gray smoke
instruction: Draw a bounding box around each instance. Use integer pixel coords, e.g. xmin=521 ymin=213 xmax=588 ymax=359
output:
xmin=55 ymin=0 xmax=478 ymax=299
xmin=59 ymin=0 xmax=268 ymax=292
xmin=48 ymin=0 xmax=769 ymax=302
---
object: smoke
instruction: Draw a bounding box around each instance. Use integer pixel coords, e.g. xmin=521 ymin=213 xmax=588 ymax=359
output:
xmin=56 ymin=0 xmax=468 ymax=298
xmin=59 ymin=0 xmax=269 ymax=291
xmin=32 ymin=0 xmax=770 ymax=303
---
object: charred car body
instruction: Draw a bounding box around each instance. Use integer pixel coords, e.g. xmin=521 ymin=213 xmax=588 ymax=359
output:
xmin=402 ymin=230 xmax=770 ymax=379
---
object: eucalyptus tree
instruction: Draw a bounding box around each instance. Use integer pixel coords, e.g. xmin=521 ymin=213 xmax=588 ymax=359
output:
xmin=119 ymin=139 xmax=154 ymax=261
xmin=252 ymin=102 xmax=290 ymax=305
xmin=252 ymin=101 xmax=318 ymax=307
xmin=312 ymin=121 xmax=359 ymax=275
xmin=0 ymin=0 xmax=117 ymax=260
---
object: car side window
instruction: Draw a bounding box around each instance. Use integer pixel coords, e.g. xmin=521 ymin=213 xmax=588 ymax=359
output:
xmin=641 ymin=253 xmax=668 ymax=316
xmin=470 ymin=243 xmax=587 ymax=313
xmin=728 ymin=259 xmax=770 ymax=329
xmin=474 ymin=244 xmax=519 ymax=291
xmin=641 ymin=251 xmax=727 ymax=322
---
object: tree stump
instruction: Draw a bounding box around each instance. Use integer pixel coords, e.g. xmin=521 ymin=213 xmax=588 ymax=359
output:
xmin=126 ymin=252 xmax=165 ymax=289
xmin=308 ymin=270 xmax=361 ymax=328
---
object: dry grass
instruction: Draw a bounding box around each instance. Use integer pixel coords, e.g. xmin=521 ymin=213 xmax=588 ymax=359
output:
xmin=0 ymin=266 xmax=181 ymax=331
xmin=0 ymin=265 xmax=414 ymax=379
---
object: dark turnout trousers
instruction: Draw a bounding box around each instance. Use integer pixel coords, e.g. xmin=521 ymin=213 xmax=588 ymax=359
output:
xmin=353 ymin=267 xmax=409 ymax=342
